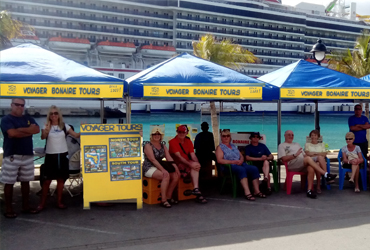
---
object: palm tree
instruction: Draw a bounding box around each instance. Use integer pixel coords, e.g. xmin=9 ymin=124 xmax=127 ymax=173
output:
xmin=0 ymin=10 xmax=30 ymax=49
xmin=192 ymin=34 xmax=258 ymax=147
xmin=327 ymin=30 xmax=370 ymax=78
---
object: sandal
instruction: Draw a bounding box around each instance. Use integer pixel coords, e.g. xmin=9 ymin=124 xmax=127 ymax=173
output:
xmin=3 ymin=212 xmax=17 ymax=219
xmin=57 ymin=204 xmax=68 ymax=209
xmin=195 ymin=195 xmax=207 ymax=204
xmin=355 ymin=188 xmax=361 ymax=193
xmin=316 ymin=188 xmax=322 ymax=194
xmin=161 ymin=201 xmax=172 ymax=208
xmin=266 ymin=187 xmax=273 ymax=195
xmin=22 ymin=207 xmax=39 ymax=214
xmin=245 ymin=194 xmax=255 ymax=201
xmin=254 ymin=192 xmax=266 ymax=198
xmin=191 ymin=188 xmax=202 ymax=196
xmin=167 ymin=199 xmax=179 ymax=205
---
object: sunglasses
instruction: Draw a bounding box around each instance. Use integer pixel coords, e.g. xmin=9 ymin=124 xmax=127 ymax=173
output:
xmin=251 ymin=136 xmax=260 ymax=138
xmin=12 ymin=103 xmax=25 ymax=107
xmin=152 ymin=133 xmax=161 ymax=136
xmin=345 ymin=138 xmax=354 ymax=140
xmin=178 ymin=131 xmax=187 ymax=134
xmin=222 ymin=134 xmax=230 ymax=138
xmin=355 ymin=108 xmax=362 ymax=110
xmin=50 ymin=112 xmax=59 ymax=116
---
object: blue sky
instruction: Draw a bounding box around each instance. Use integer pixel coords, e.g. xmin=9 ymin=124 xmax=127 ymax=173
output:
xmin=282 ymin=0 xmax=370 ymax=15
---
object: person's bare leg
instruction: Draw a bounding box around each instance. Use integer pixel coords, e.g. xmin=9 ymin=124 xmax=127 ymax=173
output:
xmin=304 ymin=156 xmax=326 ymax=175
xmin=252 ymin=179 xmax=261 ymax=194
xmin=190 ymin=168 xmax=200 ymax=189
xmin=39 ymin=180 xmax=52 ymax=209
xmin=353 ymin=165 xmax=360 ymax=191
xmin=263 ymin=160 xmax=271 ymax=188
xmin=167 ymin=172 xmax=179 ymax=199
xmin=240 ymin=178 xmax=252 ymax=195
xmin=307 ymin=166 xmax=315 ymax=191
xmin=21 ymin=181 xmax=32 ymax=211
xmin=4 ymin=184 xmax=15 ymax=215
xmin=152 ymin=170 xmax=168 ymax=202
xmin=350 ymin=164 xmax=359 ymax=182
xmin=56 ymin=179 xmax=66 ymax=208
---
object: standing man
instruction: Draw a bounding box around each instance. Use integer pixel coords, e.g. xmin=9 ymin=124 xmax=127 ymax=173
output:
xmin=169 ymin=125 xmax=207 ymax=204
xmin=194 ymin=122 xmax=216 ymax=180
xmin=245 ymin=132 xmax=274 ymax=195
xmin=1 ymin=98 xmax=40 ymax=218
xmin=348 ymin=104 xmax=370 ymax=159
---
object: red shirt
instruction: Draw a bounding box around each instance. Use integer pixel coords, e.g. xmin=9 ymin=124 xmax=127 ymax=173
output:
xmin=169 ymin=136 xmax=194 ymax=164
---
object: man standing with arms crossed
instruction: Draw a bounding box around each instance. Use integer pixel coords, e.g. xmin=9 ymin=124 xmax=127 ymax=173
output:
xmin=1 ymin=98 xmax=40 ymax=218
xmin=349 ymin=104 xmax=370 ymax=159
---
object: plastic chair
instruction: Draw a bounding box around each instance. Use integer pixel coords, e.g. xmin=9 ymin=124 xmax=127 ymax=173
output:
xmin=64 ymin=173 xmax=83 ymax=197
xmin=283 ymin=161 xmax=307 ymax=195
xmin=218 ymin=163 xmax=238 ymax=198
xmin=337 ymin=149 xmax=367 ymax=190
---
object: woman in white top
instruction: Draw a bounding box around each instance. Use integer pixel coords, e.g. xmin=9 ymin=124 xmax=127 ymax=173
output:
xmin=38 ymin=105 xmax=80 ymax=211
xmin=341 ymin=132 xmax=363 ymax=193
xmin=304 ymin=130 xmax=327 ymax=194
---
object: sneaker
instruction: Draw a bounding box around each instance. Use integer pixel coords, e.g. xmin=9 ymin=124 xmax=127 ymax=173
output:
xmin=307 ymin=190 xmax=317 ymax=199
xmin=259 ymin=179 xmax=268 ymax=193
xmin=325 ymin=173 xmax=337 ymax=184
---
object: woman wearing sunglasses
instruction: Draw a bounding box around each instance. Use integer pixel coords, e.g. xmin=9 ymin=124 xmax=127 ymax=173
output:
xmin=341 ymin=132 xmax=364 ymax=193
xmin=216 ymin=130 xmax=266 ymax=201
xmin=143 ymin=126 xmax=180 ymax=208
xmin=38 ymin=105 xmax=80 ymax=211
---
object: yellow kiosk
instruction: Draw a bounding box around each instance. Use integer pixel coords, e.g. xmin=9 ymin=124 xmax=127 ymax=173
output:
xmin=80 ymin=123 xmax=143 ymax=209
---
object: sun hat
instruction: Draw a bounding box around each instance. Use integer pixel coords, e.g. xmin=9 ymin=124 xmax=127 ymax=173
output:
xmin=177 ymin=125 xmax=188 ymax=132
xmin=249 ymin=132 xmax=261 ymax=139
xmin=151 ymin=126 xmax=164 ymax=135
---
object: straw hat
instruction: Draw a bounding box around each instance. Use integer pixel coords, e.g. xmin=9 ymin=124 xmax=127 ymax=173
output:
xmin=151 ymin=126 xmax=164 ymax=135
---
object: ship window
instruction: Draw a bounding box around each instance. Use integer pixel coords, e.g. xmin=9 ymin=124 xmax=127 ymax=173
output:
xmin=124 ymin=8 xmax=129 ymax=12
xmin=118 ymin=74 xmax=125 ymax=79
xmin=107 ymin=73 xmax=114 ymax=76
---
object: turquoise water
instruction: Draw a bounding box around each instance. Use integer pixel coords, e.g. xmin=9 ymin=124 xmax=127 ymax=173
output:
xmin=0 ymin=112 xmax=351 ymax=154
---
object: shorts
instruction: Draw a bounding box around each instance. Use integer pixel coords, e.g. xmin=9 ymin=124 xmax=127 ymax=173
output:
xmin=144 ymin=167 xmax=158 ymax=178
xmin=0 ymin=155 xmax=34 ymax=184
xmin=43 ymin=152 xmax=69 ymax=180
xmin=288 ymin=157 xmax=306 ymax=172
xmin=250 ymin=161 xmax=272 ymax=173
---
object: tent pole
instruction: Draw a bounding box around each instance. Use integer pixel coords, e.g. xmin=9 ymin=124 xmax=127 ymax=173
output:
xmin=314 ymin=101 xmax=320 ymax=132
xmin=100 ymin=99 xmax=104 ymax=124
xmin=126 ymin=95 xmax=131 ymax=124
xmin=277 ymin=100 xmax=281 ymax=185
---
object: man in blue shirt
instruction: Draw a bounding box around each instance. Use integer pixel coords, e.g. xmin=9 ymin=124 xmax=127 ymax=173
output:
xmin=1 ymin=98 xmax=40 ymax=218
xmin=245 ymin=132 xmax=274 ymax=195
xmin=348 ymin=104 xmax=370 ymax=159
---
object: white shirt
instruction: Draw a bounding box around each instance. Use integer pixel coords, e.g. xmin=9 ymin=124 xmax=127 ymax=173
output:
xmin=278 ymin=141 xmax=304 ymax=167
xmin=44 ymin=124 xmax=70 ymax=154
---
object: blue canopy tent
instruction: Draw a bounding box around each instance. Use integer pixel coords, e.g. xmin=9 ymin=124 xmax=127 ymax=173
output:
xmin=361 ymin=74 xmax=370 ymax=82
xmin=0 ymin=44 xmax=126 ymax=122
xmin=258 ymin=59 xmax=370 ymax=145
xmin=125 ymin=52 xmax=279 ymax=122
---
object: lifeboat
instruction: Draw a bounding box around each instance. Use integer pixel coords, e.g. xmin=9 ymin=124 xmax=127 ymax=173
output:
xmin=11 ymin=30 xmax=41 ymax=46
xmin=96 ymin=41 xmax=136 ymax=55
xmin=140 ymin=45 xmax=176 ymax=57
xmin=48 ymin=37 xmax=91 ymax=51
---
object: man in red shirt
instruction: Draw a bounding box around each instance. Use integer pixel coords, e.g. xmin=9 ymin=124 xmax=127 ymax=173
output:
xmin=169 ymin=125 xmax=207 ymax=203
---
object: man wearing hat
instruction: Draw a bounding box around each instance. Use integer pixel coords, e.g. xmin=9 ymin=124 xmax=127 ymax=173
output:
xmin=245 ymin=132 xmax=274 ymax=195
xmin=169 ymin=125 xmax=207 ymax=203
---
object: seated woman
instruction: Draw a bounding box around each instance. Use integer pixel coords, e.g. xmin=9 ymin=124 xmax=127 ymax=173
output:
xmin=216 ymin=129 xmax=266 ymax=201
xmin=304 ymin=130 xmax=328 ymax=194
xmin=341 ymin=132 xmax=364 ymax=193
xmin=143 ymin=126 xmax=180 ymax=208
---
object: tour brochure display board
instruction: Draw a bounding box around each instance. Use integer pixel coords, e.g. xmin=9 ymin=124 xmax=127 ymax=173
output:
xmin=81 ymin=123 xmax=143 ymax=209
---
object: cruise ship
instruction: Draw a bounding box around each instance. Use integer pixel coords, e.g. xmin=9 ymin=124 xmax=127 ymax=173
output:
xmin=1 ymin=0 xmax=369 ymax=113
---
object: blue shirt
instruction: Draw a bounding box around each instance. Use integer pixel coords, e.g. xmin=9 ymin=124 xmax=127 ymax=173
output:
xmin=1 ymin=114 xmax=38 ymax=157
xmin=348 ymin=115 xmax=369 ymax=144
xmin=245 ymin=143 xmax=271 ymax=158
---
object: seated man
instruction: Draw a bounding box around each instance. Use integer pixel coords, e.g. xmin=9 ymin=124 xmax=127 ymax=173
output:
xmin=169 ymin=125 xmax=207 ymax=204
xmin=278 ymin=130 xmax=337 ymax=199
xmin=245 ymin=132 xmax=274 ymax=195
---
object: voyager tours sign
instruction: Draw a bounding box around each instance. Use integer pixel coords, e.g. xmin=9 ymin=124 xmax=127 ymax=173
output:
xmin=143 ymin=85 xmax=263 ymax=99
xmin=0 ymin=82 xmax=123 ymax=99
xmin=281 ymin=88 xmax=370 ymax=99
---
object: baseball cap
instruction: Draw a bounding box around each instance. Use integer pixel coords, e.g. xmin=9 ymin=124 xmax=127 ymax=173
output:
xmin=177 ymin=125 xmax=188 ymax=133
xmin=250 ymin=132 xmax=261 ymax=139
